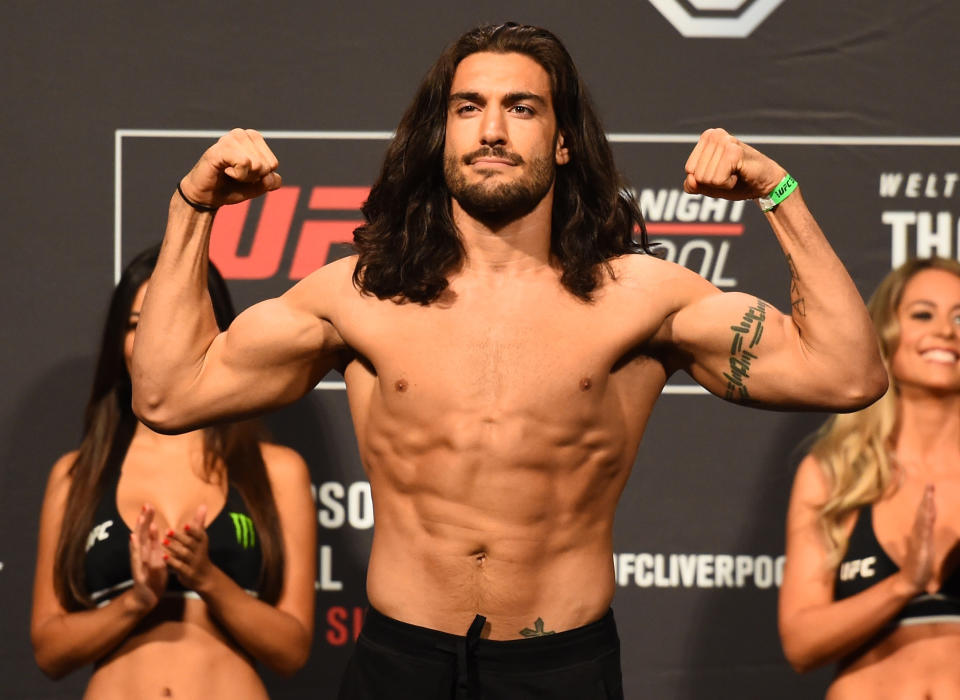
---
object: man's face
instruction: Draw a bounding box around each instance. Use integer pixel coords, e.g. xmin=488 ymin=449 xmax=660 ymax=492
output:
xmin=443 ymin=51 xmax=569 ymax=226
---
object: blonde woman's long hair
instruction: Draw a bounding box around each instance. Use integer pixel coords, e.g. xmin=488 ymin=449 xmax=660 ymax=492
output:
xmin=813 ymin=257 xmax=960 ymax=566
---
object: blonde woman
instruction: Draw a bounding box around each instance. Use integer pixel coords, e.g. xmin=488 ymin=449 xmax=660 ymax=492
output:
xmin=779 ymin=257 xmax=960 ymax=697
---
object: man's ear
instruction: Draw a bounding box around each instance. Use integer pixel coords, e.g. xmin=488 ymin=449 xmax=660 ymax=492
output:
xmin=555 ymin=132 xmax=570 ymax=165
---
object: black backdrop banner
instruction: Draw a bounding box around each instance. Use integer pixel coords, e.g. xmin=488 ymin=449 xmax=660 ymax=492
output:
xmin=3 ymin=1 xmax=958 ymax=697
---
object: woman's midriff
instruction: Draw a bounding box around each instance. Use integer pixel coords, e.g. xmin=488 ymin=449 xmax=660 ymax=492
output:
xmin=828 ymin=623 xmax=960 ymax=700
xmin=84 ymin=598 xmax=268 ymax=700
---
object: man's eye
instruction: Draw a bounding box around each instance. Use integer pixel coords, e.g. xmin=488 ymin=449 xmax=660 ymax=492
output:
xmin=510 ymin=105 xmax=534 ymax=115
xmin=456 ymin=104 xmax=478 ymax=114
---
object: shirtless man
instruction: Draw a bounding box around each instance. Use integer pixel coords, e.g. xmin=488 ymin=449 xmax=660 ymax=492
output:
xmin=131 ymin=22 xmax=887 ymax=700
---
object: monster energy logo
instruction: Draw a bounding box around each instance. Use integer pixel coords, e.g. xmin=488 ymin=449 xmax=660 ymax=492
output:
xmin=230 ymin=513 xmax=256 ymax=549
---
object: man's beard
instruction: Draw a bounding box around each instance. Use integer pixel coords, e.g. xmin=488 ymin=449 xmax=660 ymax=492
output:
xmin=444 ymin=146 xmax=556 ymax=228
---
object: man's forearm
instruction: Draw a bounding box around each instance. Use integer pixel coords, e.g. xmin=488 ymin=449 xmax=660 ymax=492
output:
xmin=764 ymin=190 xmax=887 ymax=405
xmin=131 ymin=192 xmax=221 ymax=429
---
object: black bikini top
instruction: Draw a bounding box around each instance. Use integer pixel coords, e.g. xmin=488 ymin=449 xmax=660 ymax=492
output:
xmin=84 ymin=468 xmax=263 ymax=606
xmin=834 ymin=505 xmax=960 ymax=624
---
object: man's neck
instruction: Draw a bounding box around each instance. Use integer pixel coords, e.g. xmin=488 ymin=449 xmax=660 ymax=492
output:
xmin=451 ymin=189 xmax=554 ymax=276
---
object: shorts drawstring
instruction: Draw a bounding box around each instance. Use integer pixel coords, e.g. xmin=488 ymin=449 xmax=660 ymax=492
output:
xmin=455 ymin=614 xmax=486 ymax=699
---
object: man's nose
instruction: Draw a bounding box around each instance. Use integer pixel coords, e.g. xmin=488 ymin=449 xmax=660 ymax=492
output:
xmin=479 ymin=109 xmax=507 ymax=147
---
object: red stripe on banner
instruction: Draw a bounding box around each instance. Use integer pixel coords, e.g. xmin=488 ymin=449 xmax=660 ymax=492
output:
xmin=309 ymin=187 xmax=370 ymax=210
xmin=645 ymin=223 xmax=744 ymax=236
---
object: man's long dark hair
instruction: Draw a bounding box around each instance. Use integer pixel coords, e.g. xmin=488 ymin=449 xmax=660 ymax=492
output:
xmin=54 ymin=246 xmax=285 ymax=609
xmin=353 ymin=22 xmax=653 ymax=304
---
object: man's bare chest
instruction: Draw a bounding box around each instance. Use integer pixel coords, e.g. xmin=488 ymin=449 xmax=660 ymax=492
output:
xmin=339 ymin=293 xmax=664 ymax=413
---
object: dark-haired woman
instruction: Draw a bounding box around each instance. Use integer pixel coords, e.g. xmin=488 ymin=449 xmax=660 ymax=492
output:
xmin=779 ymin=257 xmax=960 ymax=697
xmin=31 ymin=247 xmax=316 ymax=698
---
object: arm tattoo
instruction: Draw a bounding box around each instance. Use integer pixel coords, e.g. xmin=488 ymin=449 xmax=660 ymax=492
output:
xmin=724 ymin=299 xmax=768 ymax=402
xmin=786 ymin=254 xmax=806 ymax=317
xmin=519 ymin=618 xmax=556 ymax=637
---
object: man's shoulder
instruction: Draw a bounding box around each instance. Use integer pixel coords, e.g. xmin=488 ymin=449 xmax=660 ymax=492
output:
xmin=601 ymin=253 xmax=723 ymax=345
xmin=608 ymin=251 xmax=662 ymax=276
xmin=309 ymin=254 xmax=358 ymax=282
xmin=287 ymin=255 xmax=358 ymax=296
xmin=274 ymin=255 xmax=367 ymax=332
xmin=607 ymin=252 xmax=715 ymax=295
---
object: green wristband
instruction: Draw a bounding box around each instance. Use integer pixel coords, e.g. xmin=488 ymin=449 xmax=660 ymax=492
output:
xmin=757 ymin=174 xmax=798 ymax=212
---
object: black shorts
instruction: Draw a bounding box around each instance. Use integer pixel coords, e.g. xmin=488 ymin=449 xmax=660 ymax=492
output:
xmin=337 ymin=607 xmax=624 ymax=700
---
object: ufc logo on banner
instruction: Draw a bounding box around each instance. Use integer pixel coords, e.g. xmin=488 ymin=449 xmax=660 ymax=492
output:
xmin=648 ymin=0 xmax=785 ymax=38
xmin=209 ymin=186 xmax=367 ymax=280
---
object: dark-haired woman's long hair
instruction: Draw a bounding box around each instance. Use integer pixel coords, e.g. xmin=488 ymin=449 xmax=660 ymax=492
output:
xmin=353 ymin=22 xmax=653 ymax=304
xmin=54 ymin=245 xmax=285 ymax=609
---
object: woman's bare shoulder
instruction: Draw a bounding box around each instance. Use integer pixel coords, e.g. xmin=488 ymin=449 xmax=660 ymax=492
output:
xmin=258 ymin=443 xmax=310 ymax=487
xmin=49 ymin=450 xmax=80 ymax=483
xmin=791 ymin=454 xmax=832 ymax=505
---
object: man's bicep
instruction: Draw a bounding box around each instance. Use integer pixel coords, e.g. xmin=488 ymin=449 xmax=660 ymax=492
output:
xmin=145 ymin=296 xmax=340 ymax=433
xmin=666 ymin=291 xmax=803 ymax=404
xmin=210 ymin=295 xmax=343 ymax=401
xmin=168 ymin=264 xmax=352 ymax=430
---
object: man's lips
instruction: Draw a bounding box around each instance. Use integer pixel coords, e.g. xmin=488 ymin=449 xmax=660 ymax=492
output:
xmin=471 ymin=157 xmax=516 ymax=166
xmin=463 ymin=149 xmax=523 ymax=166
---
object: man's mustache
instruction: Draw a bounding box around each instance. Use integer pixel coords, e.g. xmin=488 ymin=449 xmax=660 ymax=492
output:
xmin=462 ymin=147 xmax=524 ymax=165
